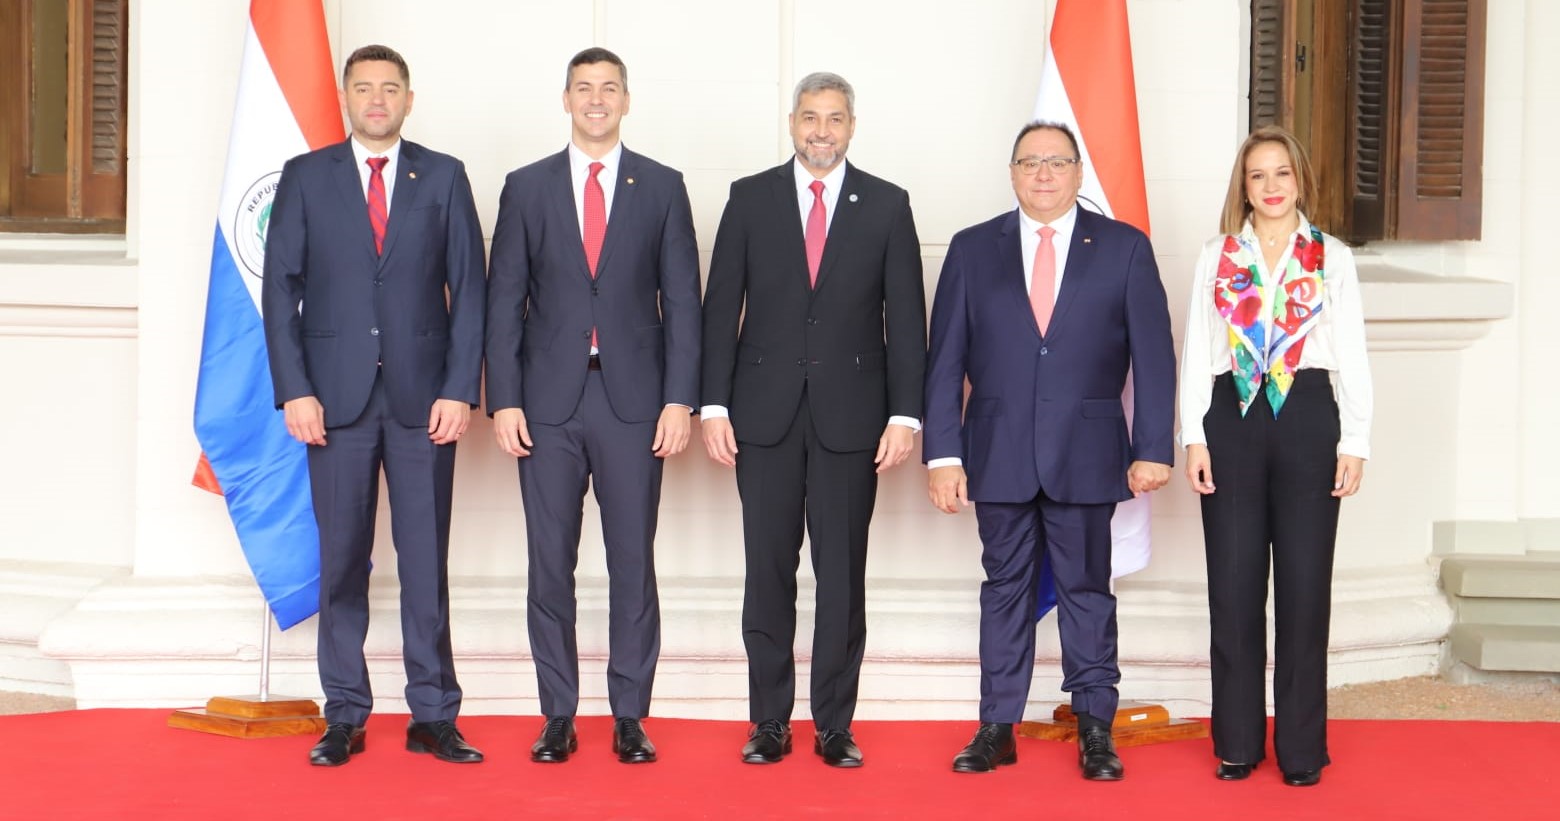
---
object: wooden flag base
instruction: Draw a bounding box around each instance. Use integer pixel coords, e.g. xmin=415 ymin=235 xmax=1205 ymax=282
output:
xmin=1018 ymin=701 xmax=1208 ymax=747
xmin=168 ymin=695 xmax=327 ymax=739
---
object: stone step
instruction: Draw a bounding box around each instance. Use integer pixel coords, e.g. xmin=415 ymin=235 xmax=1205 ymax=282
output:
xmin=1447 ymin=624 xmax=1560 ymax=673
xmin=1439 ymin=553 xmax=1560 ymax=599
xmin=1453 ymin=596 xmax=1560 ymax=626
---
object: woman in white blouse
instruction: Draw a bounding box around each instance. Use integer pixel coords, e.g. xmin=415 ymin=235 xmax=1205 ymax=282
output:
xmin=1179 ymin=125 xmax=1372 ymax=788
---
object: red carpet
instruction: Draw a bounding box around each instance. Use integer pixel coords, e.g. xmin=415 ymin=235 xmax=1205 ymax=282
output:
xmin=3 ymin=711 xmax=1556 ymax=820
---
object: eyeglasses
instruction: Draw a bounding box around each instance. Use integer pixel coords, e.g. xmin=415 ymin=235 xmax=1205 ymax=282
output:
xmin=1011 ymin=155 xmax=1080 ymax=175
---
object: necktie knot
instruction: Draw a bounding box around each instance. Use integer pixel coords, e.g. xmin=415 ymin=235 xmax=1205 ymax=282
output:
xmin=809 ymin=179 xmax=825 ymax=199
xmin=366 ymin=156 xmax=388 ymax=174
xmin=1038 ymin=225 xmax=1056 ymax=241
xmin=589 ymin=161 xmax=604 ymax=180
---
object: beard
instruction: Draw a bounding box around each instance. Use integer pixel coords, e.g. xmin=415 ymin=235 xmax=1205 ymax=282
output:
xmin=797 ymin=141 xmax=843 ymax=171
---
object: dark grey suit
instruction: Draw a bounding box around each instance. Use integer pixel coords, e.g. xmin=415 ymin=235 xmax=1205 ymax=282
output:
xmin=485 ymin=146 xmax=701 ymax=719
xmin=262 ymin=139 xmax=486 ymax=725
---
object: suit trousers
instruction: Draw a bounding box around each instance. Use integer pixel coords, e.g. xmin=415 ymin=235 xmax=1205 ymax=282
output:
xmin=310 ymin=371 xmax=462 ymax=726
xmin=974 ymin=492 xmax=1119 ymax=724
xmin=1200 ymin=370 xmax=1340 ymax=772
xmin=519 ymin=369 xmax=663 ymax=720
xmin=736 ymin=394 xmax=877 ymax=731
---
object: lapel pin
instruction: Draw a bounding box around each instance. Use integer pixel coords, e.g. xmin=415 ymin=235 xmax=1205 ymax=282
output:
xmin=627 ymin=177 xmax=636 ymax=185
xmin=848 ymin=193 xmax=858 ymax=203
xmin=408 ymin=172 xmax=417 ymax=179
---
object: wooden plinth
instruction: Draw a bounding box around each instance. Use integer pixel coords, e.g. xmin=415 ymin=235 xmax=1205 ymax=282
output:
xmin=168 ymin=695 xmax=326 ymax=739
xmin=1017 ymin=701 xmax=1208 ymax=747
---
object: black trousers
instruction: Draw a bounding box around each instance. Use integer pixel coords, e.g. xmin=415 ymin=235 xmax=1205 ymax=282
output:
xmin=1200 ymin=370 xmax=1340 ymax=772
xmin=736 ymin=396 xmax=877 ymax=731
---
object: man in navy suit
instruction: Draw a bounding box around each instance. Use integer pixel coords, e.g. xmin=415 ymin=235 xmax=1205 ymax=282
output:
xmin=263 ymin=44 xmax=486 ymax=767
xmin=701 ymin=72 xmax=926 ymax=769
xmin=923 ymin=121 xmax=1175 ymax=779
xmin=485 ymin=47 xmax=701 ymax=765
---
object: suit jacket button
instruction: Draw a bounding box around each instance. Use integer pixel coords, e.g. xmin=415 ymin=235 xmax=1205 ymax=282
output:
xmin=797 ymin=358 xmax=807 ymax=366
xmin=373 ymin=279 xmax=383 ymax=286
xmin=807 ymin=317 xmax=817 ymax=325
xmin=370 ymin=327 xmax=380 ymax=336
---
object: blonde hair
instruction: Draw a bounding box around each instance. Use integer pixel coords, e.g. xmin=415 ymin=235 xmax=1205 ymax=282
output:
xmin=1219 ymin=125 xmax=1318 ymax=235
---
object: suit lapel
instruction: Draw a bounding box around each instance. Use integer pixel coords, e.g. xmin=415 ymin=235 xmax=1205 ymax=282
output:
xmin=377 ymin=141 xmax=420 ymax=268
xmin=1047 ymin=207 xmax=1093 ymax=338
xmin=546 ymin=150 xmax=593 ymax=281
xmin=768 ymin=162 xmax=811 ymax=296
xmin=595 ymin=148 xmax=639 ymax=279
xmin=811 ymin=163 xmax=859 ymax=296
xmin=329 ymin=141 xmax=378 ymax=263
xmin=997 ymin=211 xmax=1040 ymax=339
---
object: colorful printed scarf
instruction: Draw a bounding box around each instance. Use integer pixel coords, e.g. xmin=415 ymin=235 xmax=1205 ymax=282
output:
xmin=1213 ymin=224 xmax=1326 ymax=417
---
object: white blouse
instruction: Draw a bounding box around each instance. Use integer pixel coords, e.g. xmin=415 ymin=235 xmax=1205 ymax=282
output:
xmin=1178 ymin=214 xmax=1373 ymax=459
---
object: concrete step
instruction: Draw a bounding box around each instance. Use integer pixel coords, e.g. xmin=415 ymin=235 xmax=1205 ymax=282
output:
xmin=1447 ymin=624 xmax=1560 ymax=673
xmin=1452 ymin=596 xmax=1560 ymax=626
xmin=1440 ymin=553 xmax=1560 ymax=599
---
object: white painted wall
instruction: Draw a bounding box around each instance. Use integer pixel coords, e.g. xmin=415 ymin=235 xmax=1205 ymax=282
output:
xmin=3 ymin=0 xmax=1548 ymax=717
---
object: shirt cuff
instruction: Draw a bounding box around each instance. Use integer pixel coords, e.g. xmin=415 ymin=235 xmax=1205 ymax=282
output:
xmin=888 ymin=415 xmax=921 ymax=433
xmin=665 ymin=403 xmax=693 ymax=412
xmin=926 ymin=457 xmax=963 ymax=469
xmin=700 ymin=405 xmax=729 ymax=419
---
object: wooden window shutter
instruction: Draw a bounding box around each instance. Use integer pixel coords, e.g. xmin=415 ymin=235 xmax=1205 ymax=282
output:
xmin=1392 ymin=0 xmax=1485 ymax=240
xmin=80 ymin=0 xmax=127 ymax=220
xmin=1250 ymin=0 xmax=1289 ymax=129
xmin=1347 ymin=0 xmax=1395 ymax=240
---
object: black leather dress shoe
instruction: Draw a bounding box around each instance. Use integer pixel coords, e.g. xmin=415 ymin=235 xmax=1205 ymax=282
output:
xmin=309 ymin=723 xmax=364 ymax=766
xmin=1216 ymin=761 xmax=1257 ymax=780
xmin=532 ymin=716 xmax=577 ymax=763
xmin=612 ymin=717 xmax=657 ymax=764
xmin=814 ymin=728 xmax=864 ymax=768
xmin=741 ymin=719 xmax=792 ymax=764
xmin=1078 ymin=724 xmax=1124 ymax=781
xmin=952 ymin=722 xmax=1017 ymax=773
xmin=406 ymin=719 xmax=484 ymax=763
xmin=1283 ymin=768 xmax=1322 ymax=786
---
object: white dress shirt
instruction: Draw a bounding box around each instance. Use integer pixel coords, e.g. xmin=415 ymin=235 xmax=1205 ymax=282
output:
xmin=567 ymin=140 xmax=622 ymax=241
xmin=925 ymin=204 xmax=1079 ymax=470
xmin=702 ymin=157 xmax=919 ymax=432
xmin=1177 ymin=214 xmax=1373 ymax=459
xmin=350 ymin=137 xmax=402 ymax=209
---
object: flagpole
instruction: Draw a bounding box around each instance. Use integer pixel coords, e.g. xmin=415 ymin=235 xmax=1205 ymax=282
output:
xmin=258 ymin=602 xmax=272 ymax=701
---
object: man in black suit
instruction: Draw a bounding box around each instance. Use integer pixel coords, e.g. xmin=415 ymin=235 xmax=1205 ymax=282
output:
xmin=485 ymin=47 xmax=701 ymax=765
xmin=701 ymin=72 xmax=926 ymax=768
xmin=263 ymin=44 xmax=486 ymax=767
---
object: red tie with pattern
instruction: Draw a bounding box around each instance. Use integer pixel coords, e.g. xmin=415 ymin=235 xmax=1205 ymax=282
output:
xmin=805 ymin=179 xmax=826 ymax=288
xmin=366 ymin=156 xmax=389 ymax=255
xmin=1031 ymin=226 xmax=1057 ymax=335
xmin=584 ymin=161 xmax=606 ymax=348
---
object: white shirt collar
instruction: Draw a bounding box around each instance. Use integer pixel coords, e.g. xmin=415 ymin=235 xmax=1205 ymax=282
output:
xmin=350 ymin=136 xmax=401 ymax=166
xmin=1018 ymin=202 xmax=1078 ymax=237
xmin=793 ymin=156 xmax=848 ymax=197
xmin=569 ymin=140 xmax=623 ymax=176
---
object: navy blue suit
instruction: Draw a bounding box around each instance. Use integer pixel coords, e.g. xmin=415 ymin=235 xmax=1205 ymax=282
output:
xmin=923 ymin=206 xmax=1174 ymax=723
xmin=262 ymin=139 xmax=486 ymax=725
xmin=485 ymin=147 xmax=701 ymax=720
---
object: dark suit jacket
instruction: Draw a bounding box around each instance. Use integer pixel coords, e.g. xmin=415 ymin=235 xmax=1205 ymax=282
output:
xmin=485 ymin=147 xmax=701 ymax=425
xmin=263 ymin=139 xmax=486 ymax=428
xmin=923 ymin=207 xmax=1175 ymax=505
xmin=702 ymin=161 xmax=926 ymax=452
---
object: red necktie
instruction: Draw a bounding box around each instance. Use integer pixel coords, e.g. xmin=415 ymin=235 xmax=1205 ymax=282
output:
xmin=1031 ymin=226 xmax=1057 ymax=335
xmin=805 ymin=179 xmax=826 ymax=288
xmin=584 ymin=161 xmax=606 ymax=348
xmin=366 ymin=157 xmax=389 ymax=255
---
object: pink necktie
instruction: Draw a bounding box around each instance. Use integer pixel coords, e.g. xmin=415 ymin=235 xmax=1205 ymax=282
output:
xmin=584 ymin=161 xmax=605 ymax=348
xmin=805 ymin=180 xmax=826 ymax=288
xmin=1031 ymin=226 xmax=1057 ymax=335
xmin=366 ymin=157 xmax=389 ymax=255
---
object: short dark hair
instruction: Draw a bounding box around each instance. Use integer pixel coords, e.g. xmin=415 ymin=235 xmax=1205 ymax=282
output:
xmin=566 ymin=47 xmax=628 ymax=91
xmin=342 ymin=44 xmax=410 ymax=86
xmin=1011 ymin=120 xmax=1080 ymax=162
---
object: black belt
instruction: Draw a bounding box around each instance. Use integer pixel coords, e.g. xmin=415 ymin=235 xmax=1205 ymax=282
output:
xmin=587 ymin=354 xmax=602 ymax=371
